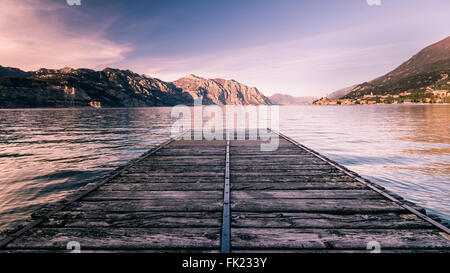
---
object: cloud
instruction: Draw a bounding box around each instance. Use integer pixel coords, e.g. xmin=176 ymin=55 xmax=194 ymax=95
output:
xmin=0 ymin=0 xmax=131 ymax=70
xmin=121 ymin=25 xmax=410 ymax=96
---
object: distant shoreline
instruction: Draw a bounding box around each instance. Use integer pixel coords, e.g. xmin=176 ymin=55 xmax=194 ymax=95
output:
xmin=311 ymin=103 xmax=450 ymax=106
xmin=1 ymin=103 xmax=449 ymax=111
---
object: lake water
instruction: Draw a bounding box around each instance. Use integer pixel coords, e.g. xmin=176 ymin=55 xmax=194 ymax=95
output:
xmin=0 ymin=105 xmax=449 ymax=230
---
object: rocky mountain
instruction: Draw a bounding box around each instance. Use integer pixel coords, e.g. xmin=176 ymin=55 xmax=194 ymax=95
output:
xmin=269 ymin=93 xmax=317 ymax=105
xmin=344 ymin=36 xmax=450 ymax=99
xmin=0 ymin=67 xmax=192 ymax=108
xmin=0 ymin=67 xmax=270 ymax=108
xmin=172 ymin=74 xmax=271 ymax=105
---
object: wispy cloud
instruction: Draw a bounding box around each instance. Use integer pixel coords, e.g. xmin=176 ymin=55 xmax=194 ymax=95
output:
xmin=0 ymin=0 xmax=131 ymax=71
xmin=121 ymin=25 xmax=412 ymax=96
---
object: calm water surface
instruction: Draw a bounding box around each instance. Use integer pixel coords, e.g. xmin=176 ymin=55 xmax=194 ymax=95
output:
xmin=0 ymin=105 xmax=449 ymax=230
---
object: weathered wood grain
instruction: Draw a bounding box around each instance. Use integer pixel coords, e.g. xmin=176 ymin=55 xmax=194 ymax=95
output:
xmin=136 ymin=161 xmax=224 ymax=166
xmin=230 ymin=165 xmax=337 ymax=170
xmin=231 ymin=182 xmax=365 ymax=190
xmin=140 ymin=155 xmax=224 ymax=161
xmin=127 ymin=165 xmax=225 ymax=172
xmin=41 ymin=212 xmax=222 ymax=228
xmin=121 ymin=171 xmax=225 ymax=177
xmin=170 ymin=140 xmax=226 ymax=146
xmin=153 ymin=148 xmax=225 ymax=156
xmin=230 ymin=140 xmax=291 ymax=145
xmin=231 ymin=228 xmax=450 ymax=250
xmin=0 ymin=249 xmax=220 ymax=253
xmin=232 ymin=249 xmax=448 ymax=253
xmin=114 ymin=176 xmax=223 ymax=183
xmin=231 ymin=212 xmax=434 ymax=229
xmin=83 ymin=190 xmax=223 ymax=200
xmin=63 ymin=200 xmax=223 ymax=212
xmin=102 ymin=183 xmax=223 ymax=191
xmin=231 ymin=190 xmax=383 ymax=199
xmin=101 ymin=181 xmax=362 ymax=191
xmin=231 ymin=199 xmax=409 ymax=213
xmin=5 ymin=228 xmax=221 ymax=250
xmin=231 ymin=175 xmax=354 ymax=183
xmin=231 ymin=160 xmax=327 ymax=166
xmin=231 ymin=170 xmax=345 ymax=176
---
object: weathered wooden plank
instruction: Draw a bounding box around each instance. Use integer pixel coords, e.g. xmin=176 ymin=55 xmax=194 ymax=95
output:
xmin=231 ymin=228 xmax=450 ymax=250
xmin=230 ymin=140 xmax=292 ymax=146
xmin=231 ymin=182 xmax=365 ymax=190
xmin=170 ymin=140 xmax=226 ymax=146
xmin=0 ymin=249 xmax=220 ymax=253
xmin=230 ymin=147 xmax=302 ymax=152
xmin=102 ymin=183 xmax=223 ymax=191
xmin=41 ymin=212 xmax=222 ymax=228
xmin=231 ymin=212 xmax=434 ymax=229
xmin=230 ymin=151 xmax=309 ymax=156
xmin=231 ymin=175 xmax=354 ymax=183
xmin=230 ymin=146 xmax=299 ymax=150
xmin=115 ymin=176 xmax=223 ymax=183
xmin=5 ymin=228 xmax=221 ymax=250
xmin=154 ymin=148 xmax=225 ymax=155
xmin=63 ymin=200 xmax=223 ymax=212
xmin=231 ymin=249 xmax=449 ymax=253
xmin=230 ymin=154 xmax=316 ymax=158
xmin=159 ymin=146 xmax=225 ymax=150
xmin=83 ymin=190 xmax=223 ymax=200
xmin=135 ymin=161 xmax=224 ymax=167
xmin=134 ymin=163 xmax=332 ymax=169
xmin=231 ymin=190 xmax=382 ymax=200
xmin=231 ymin=199 xmax=408 ymax=213
xmin=101 ymin=181 xmax=361 ymax=191
xmin=121 ymin=172 xmax=225 ymax=177
xmin=231 ymin=170 xmax=344 ymax=176
xmin=231 ymin=160 xmax=326 ymax=165
xmin=232 ymin=159 xmax=328 ymax=164
xmin=229 ymin=154 xmax=316 ymax=158
xmin=230 ymin=165 xmax=337 ymax=170
xmin=154 ymin=151 xmax=225 ymax=156
xmin=152 ymin=151 xmax=225 ymax=156
xmin=127 ymin=166 xmax=225 ymax=172
xmin=140 ymin=155 xmax=225 ymax=161
xmin=114 ymin=174 xmax=354 ymax=183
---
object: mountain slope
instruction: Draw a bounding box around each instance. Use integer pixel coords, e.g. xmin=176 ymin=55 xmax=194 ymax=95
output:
xmin=326 ymin=85 xmax=357 ymax=100
xmin=0 ymin=68 xmax=271 ymax=108
xmin=0 ymin=67 xmax=192 ymax=108
xmin=269 ymin=93 xmax=317 ymax=105
xmin=344 ymin=36 xmax=450 ymax=98
xmin=172 ymin=74 xmax=271 ymax=105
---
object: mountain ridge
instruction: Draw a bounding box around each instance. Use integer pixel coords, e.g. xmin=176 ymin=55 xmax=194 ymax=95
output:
xmin=0 ymin=66 xmax=271 ymax=108
xmin=173 ymin=75 xmax=271 ymax=105
xmin=344 ymin=36 xmax=450 ymax=99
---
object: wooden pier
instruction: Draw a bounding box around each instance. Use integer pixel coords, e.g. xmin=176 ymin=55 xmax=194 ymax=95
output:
xmin=1 ymin=130 xmax=449 ymax=253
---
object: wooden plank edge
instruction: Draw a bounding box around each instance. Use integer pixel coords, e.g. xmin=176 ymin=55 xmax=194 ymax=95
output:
xmin=270 ymin=128 xmax=450 ymax=235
